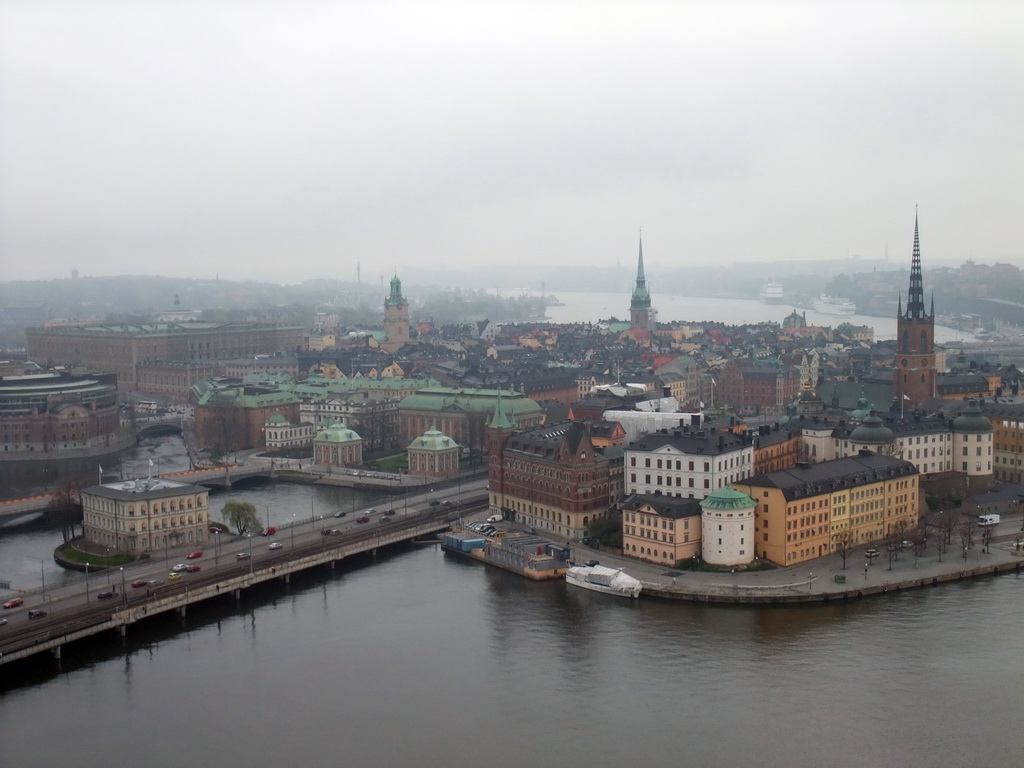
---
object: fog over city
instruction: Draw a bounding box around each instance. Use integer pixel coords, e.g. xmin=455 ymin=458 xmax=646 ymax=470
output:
xmin=1 ymin=1 xmax=1022 ymax=285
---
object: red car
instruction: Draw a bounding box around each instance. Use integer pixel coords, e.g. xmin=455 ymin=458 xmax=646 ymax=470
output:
xmin=356 ymin=516 xmax=370 ymax=524
xmin=185 ymin=564 xmax=202 ymax=573
xmin=131 ymin=579 xmax=148 ymax=588
xmin=3 ymin=597 xmax=24 ymax=609
xmin=260 ymin=527 xmax=276 ymax=536
xmin=186 ymin=550 xmax=203 ymax=559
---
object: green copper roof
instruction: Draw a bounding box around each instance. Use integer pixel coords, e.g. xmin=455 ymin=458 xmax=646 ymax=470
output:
xmin=487 ymin=392 xmax=515 ymax=430
xmin=409 ymin=426 xmax=459 ymax=452
xmin=849 ymin=414 xmax=894 ymax=445
xmin=384 ymin=274 xmax=407 ymax=308
xmin=952 ymin=399 xmax=992 ymax=433
xmin=315 ymin=421 xmax=362 ymax=443
xmin=700 ymin=487 xmax=756 ymax=510
xmin=630 ymin=235 xmax=651 ymax=310
xmin=398 ymin=387 xmax=542 ymax=417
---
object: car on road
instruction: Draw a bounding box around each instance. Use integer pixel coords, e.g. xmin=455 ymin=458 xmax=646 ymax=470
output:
xmin=0 ymin=618 xmax=7 ymax=626
xmin=333 ymin=511 xmax=347 ymax=518
xmin=365 ymin=508 xmax=376 ymax=515
xmin=27 ymin=609 xmax=47 ymax=619
xmin=584 ymin=560 xmax=600 ymax=567
xmin=268 ymin=542 xmax=283 ymax=550
xmin=185 ymin=564 xmax=201 ymax=573
xmin=428 ymin=500 xmax=440 ymax=506
xmin=148 ymin=579 xmax=162 ymax=586
xmin=3 ymin=598 xmax=24 ymax=609
xmin=356 ymin=515 xmax=370 ymax=524
xmin=131 ymin=579 xmax=148 ymax=588
xmin=186 ymin=550 xmax=203 ymax=559
xmin=168 ymin=572 xmax=182 ymax=580
xmin=97 ymin=589 xmax=116 ymax=599
xmin=383 ymin=509 xmax=396 ymax=517
xmin=486 ymin=514 xmax=503 ymax=523
xmin=236 ymin=552 xmax=251 ymax=560
xmin=321 ymin=529 xmax=334 ymax=536
xmin=171 ymin=563 xmax=187 ymax=572
xmin=260 ymin=527 xmax=276 ymax=536
xmin=865 ymin=548 xmax=880 ymax=558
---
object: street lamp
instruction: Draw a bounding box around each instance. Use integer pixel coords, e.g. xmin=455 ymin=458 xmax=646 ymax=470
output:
xmin=291 ymin=514 xmax=296 ymax=549
xmin=247 ymin=534 xmax=253 ymax=575
xmin=808 ymin=573 xmax=813 ymax=592
xmin=119 ymin=567 xmax=127 ymax=607
xmin=85 ymin=561 xmax=91 ymax=603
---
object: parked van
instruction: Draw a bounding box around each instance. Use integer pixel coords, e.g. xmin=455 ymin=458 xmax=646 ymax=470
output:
xmin=978 ymin=514 xmax=1000 ymax=527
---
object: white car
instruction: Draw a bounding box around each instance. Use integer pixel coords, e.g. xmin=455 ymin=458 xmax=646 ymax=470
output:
xmin=268 ymin=542 xmax=283 ymax=550
xmin=171 ymin=563 xmax=187 ymax=572
xmin=486 ymin=514 xmax=503 ymax=523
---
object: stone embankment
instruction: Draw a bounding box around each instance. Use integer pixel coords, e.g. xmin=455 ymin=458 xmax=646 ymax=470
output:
xmin=566 ymin=530 xmax=1024 ymax=606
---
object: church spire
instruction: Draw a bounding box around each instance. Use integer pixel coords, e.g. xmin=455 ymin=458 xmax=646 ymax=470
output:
xmin=905 ymin=211 xmax=927 ymax=320
xmin=630 ymin=231 xmax=651 ymax=310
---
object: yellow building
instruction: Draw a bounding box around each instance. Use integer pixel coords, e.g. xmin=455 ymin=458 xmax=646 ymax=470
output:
xmin=620 ymin=493 xmax=703 ymax=566
xmin=82 ymin=477 xmax=210 ymax=553
xmin=733 ymin=451 xmax=920 ymax=567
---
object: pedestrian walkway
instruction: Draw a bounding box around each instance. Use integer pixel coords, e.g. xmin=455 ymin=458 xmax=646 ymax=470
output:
xmin=539 ymin=526 xmax=1024 ymax=605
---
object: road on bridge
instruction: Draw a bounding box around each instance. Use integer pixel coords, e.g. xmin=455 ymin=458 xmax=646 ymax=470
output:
xmin=0 ymin=479 xmax=488 ymax=656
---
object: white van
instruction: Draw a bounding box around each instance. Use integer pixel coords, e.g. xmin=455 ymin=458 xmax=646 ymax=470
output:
xmin=978 ymin=514 xmax=1000 ymax=527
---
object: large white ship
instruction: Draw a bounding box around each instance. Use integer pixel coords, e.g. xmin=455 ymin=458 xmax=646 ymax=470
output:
xmin=812 ymin=294 xmax=856 ymax=316
xmin=759 ymin=280 xmax=784 ymax=304
xmin=565 ymin=564 xmax=643 ymax=599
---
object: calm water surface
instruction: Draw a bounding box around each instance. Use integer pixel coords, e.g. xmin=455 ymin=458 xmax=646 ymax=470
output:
xmin=2 ymin=542 xmax=1022 ymax=768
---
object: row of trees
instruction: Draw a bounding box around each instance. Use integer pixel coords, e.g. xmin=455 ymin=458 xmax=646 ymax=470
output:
xmin=832 ymin=509 xmax=994 ymax=570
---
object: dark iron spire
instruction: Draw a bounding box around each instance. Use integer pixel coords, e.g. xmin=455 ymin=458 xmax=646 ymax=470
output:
xmin=904 ymin=212 xmax=927 ymax=320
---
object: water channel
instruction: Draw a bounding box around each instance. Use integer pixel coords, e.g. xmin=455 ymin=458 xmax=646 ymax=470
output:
xmin=0 ymin=306 xmax=1011 ymax=766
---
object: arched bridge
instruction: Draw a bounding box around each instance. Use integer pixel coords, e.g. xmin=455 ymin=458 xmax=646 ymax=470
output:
xmin=136 ymin=417 xmax=184 ymax=437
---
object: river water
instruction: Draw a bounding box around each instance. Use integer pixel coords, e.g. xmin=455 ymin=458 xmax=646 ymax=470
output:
xmin=2 ymin=538 xmax=1022 ymax=768
xmin=544 ymin=291 xmax=972 ymax=344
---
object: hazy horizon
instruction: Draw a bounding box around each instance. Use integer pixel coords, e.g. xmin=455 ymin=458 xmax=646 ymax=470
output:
xmin=2 ymin=2 xmax=1022 ymax=285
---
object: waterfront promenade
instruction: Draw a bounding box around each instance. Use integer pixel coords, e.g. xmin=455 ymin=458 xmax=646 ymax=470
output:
xmin=542 ymin=519 xmax=1024 ymax=604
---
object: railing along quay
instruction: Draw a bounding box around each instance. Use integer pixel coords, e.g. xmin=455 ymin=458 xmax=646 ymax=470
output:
xmin=0 ymin=499 xmax=485 ymax=666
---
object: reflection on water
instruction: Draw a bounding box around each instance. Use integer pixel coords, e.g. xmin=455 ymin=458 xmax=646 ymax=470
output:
xmin=1 ymin=544 xmax=1023 ymax=768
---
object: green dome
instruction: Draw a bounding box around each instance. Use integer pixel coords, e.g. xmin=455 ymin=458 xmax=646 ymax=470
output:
xmin=315 ymin=420 xmax=361 ymax=443
xmin=700 ymin=487 xmax=756 ymax=511
xmin=410 ymin=426 xmax=459 ymax=452
xmin=267 ymin=413 xmax=288 ymax=425
xmin=952 ymin=399 xmax=992 ymax=433
xmin=849 ymin=414 xmax=894 ymax=445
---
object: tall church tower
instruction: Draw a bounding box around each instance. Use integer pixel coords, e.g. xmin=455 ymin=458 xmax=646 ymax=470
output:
xmin=383 ymin=273 xmax=409 ymax=352
xmin=629 ymin=233 xmax=652 ymax=331
xmin=894 ymin=213 xmax=937 ymax=409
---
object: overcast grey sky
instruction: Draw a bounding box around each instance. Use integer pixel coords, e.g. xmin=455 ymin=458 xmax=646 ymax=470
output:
xmin=1 ymin=1 xmax=1021 ymax=285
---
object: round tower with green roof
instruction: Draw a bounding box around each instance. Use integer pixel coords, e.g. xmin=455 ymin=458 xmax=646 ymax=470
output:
xmin=700 ymin=487 xmax=757 ymax=567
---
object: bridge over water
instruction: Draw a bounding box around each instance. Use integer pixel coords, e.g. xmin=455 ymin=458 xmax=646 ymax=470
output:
xmin=0 ymin=498 xmax=485 ymax=666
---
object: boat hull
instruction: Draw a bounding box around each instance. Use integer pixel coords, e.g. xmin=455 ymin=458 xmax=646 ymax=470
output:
xmin=565 ymin=568 xmax=642 ymax=598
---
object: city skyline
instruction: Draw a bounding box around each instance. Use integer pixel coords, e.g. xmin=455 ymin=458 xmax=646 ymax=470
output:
xmin=2 ymin=2 xmax=1022 ymax=284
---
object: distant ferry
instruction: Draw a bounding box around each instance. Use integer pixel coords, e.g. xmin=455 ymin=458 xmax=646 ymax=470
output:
xmin=759 ymin=280 xmax=784 ymax=304
xmin=812 ymin=294 xmax=856 ymax=316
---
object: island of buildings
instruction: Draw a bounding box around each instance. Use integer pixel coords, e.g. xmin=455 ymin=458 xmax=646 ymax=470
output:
xmin=6 ymin=215 xmax=1023 ymax=573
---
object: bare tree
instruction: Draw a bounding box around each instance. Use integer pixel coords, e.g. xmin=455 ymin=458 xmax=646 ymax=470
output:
xmin=833 ymin=528 xmax=855 ymax=570
xmin=45 ymin=475 xmax=86 ymax=543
